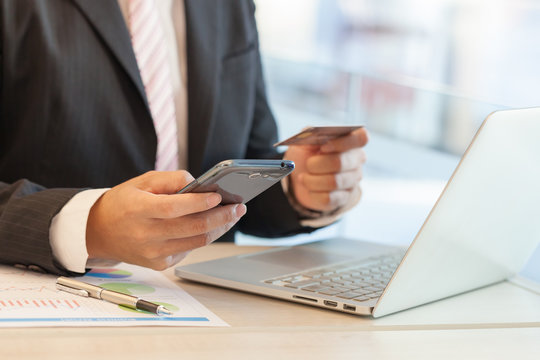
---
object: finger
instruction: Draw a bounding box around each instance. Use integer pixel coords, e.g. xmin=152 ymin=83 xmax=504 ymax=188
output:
xmin=306 ymin=148 xmax=365 ymax=174
xmin=300 ymin=168 xmax=362 ymax=192
xmin=133 ymin=251 xmax=191 ymax=272
xmin=287 ymin=144 xmax=320 ymax=154
xmin=126 ymin=204 xmax=245 ymax=270
xmin=160 ymin=219 xmax=238 ymax=259
xmin=320 ymin=128 xmax=369 ymax=153
xmin=155 ymin=203 xmax=247 ymax=240
xmin=143 ymin=211 xmax=241 ymax=270
xmin=133 ymin=191 xmax=223 ymax=219
xmin=134 ymin=170 xmax=196 ymax=194
xmin=304 ymin=190 xmax=352 ymax=212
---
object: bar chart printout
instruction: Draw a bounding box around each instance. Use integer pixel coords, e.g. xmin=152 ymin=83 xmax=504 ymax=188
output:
xmin=0 ymin=264 xmax=228 ymax=327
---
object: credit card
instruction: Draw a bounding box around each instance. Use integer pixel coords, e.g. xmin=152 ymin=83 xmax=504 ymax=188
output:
xmin=273 ymin=126 xmax=363 ymax=147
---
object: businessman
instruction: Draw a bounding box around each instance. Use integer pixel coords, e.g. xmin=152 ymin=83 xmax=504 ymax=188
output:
xmin=0 ymin=0 xmax=368 ymax=275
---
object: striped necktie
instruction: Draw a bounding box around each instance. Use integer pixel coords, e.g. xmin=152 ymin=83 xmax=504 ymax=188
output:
xmin=128 ymin=0 xmax=178 ymax=171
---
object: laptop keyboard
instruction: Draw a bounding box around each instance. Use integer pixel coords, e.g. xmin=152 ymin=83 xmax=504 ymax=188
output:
xmin=263 ymin=253 xmax=403 ymax=303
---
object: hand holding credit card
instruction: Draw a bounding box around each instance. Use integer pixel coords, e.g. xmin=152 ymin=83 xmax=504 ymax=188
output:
xmin=274 ymin=126 xmax=364 ymax=147
xmin=278 ymin=125 xmax=367 ymax=213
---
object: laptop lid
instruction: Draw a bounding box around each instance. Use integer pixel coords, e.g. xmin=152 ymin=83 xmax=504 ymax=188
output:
xmin=373 ymin=108 xmax=540 ymax=317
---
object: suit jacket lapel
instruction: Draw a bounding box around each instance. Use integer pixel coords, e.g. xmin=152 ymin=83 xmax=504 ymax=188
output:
xmin=184 ymin=0 xmax=220 ymax=176
xmin=72 ymin=0 xmax=219 ymax=175
xmin=71 ymin=0 xmax=150 ymax=112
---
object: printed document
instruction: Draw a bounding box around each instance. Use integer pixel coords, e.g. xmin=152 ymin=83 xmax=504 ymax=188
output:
xmin=0 ymin=264 xmax=228 ymax=327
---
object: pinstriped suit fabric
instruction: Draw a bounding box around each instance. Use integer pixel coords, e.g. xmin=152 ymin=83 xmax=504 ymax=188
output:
xmin=0 ymin=181 xmax=82 ymax=275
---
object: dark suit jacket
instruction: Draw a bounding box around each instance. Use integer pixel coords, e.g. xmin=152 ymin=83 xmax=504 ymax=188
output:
xmin=0 ymin=0 xmax=314 ymax=275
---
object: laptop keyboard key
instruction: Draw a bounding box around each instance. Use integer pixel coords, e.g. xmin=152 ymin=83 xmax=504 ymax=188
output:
xmin=318 ymin=288 xmax=344 ymax=295
xmin=329 ymin=286 xmax=350 ymax=292
xmin=340 ymin=284 xmax=362 ymax=291
xmin=337 ymin=292 xmax=362 ymax=299
xmin=352 ymin=289 xmax=373 ymax=296
xmin=364 ymin=286 xmax=383 ymax=291
xmin=301 ymin=284 xmax=330 ymax=292
xmin=283 ymin=280 xmax=319 ymax=288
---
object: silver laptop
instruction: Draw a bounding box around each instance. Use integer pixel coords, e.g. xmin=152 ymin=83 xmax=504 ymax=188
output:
xmin=176 ymin=108 xmax=540 ymax=317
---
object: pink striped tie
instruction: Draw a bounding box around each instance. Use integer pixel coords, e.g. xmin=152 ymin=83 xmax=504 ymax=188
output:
xmin=128 ymin=0 xmax=178 ymax=171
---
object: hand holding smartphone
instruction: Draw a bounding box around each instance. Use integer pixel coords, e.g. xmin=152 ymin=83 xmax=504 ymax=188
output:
xmin=177 ymin=159 xmax=295 ymax=205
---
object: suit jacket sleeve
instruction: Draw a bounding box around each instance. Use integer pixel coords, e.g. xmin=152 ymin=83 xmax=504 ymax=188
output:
xmin=0 ymin=180 xmax=83 ymax=275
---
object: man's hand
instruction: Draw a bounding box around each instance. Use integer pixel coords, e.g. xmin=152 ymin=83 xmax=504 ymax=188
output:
xmin=86 ymin=171 xmax=246 ymax=270
xmin=284 ymin=127 xmax=368 ymax=212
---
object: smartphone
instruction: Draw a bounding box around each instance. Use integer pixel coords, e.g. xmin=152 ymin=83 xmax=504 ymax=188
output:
xmin=177 ymin=159 xmax=295 ymax=204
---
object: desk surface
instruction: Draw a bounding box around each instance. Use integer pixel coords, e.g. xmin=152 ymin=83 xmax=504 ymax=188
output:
xmin=1 ymin=244 xmax=539 ymax=360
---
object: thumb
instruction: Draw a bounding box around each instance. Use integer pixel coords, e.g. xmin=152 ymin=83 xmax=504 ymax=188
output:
xmin=134 ymin=170 xmax=196 ymax=194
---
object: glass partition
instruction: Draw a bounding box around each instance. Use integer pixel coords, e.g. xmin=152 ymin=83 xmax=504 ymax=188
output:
xmin=241 ymin=0 xmax=540 ymax=283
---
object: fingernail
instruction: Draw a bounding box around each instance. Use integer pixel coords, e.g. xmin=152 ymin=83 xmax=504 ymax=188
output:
xmin=207 ymin=193 xmax=222 ymax=207
xmin=235 ymin=204 xmax=247 ymax=217
xmin=166 ymin=251 xmax=191 ymax=267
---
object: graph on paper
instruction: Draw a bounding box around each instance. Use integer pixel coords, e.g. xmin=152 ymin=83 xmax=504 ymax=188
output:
xmin=0 ymin=264 xmax=228 ymax=327
xmin=0 ymin=298 xmax=81 ymax=311
xmin=86 ymin=268 xmax=132 ymax=279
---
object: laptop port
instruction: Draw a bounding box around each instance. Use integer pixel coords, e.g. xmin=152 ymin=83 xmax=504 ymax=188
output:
xmin=343 ymin=304 xmax=356 ymax=311
xmin=324 ymin=300 xmax=338 ymax=307
xmin=292 ymin=295 xmax=317 ymax=303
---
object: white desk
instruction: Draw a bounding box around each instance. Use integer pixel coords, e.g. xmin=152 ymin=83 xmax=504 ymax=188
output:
xmin=1 ymin=244 xmax=539 ymax=359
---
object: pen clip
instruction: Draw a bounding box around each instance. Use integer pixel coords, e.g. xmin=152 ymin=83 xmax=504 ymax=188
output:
xmin=56 ymin=283 xmax=90 ymax=297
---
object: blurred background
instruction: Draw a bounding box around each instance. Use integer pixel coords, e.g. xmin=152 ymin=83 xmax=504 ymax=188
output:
xmin=237 ymin=0 xmax=540 ymax=283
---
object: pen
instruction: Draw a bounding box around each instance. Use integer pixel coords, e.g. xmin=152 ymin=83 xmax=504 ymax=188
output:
xmin=55 ymin=276 xmax=173 ymax=316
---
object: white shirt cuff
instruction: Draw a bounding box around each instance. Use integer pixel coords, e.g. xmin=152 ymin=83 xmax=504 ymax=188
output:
xmin=49 ymin=188 xmax=109 ymax=273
